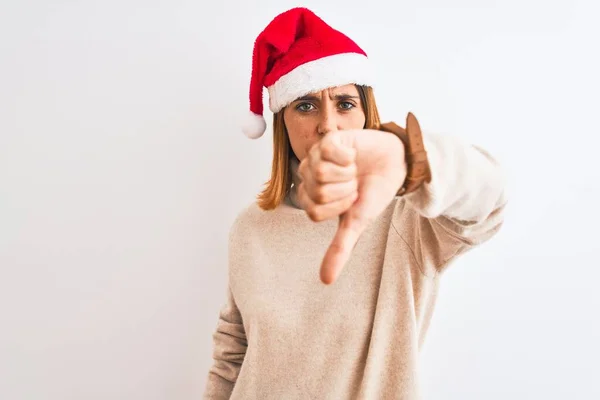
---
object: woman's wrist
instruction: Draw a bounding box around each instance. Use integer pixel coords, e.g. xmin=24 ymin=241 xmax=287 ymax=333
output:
xmin=379 ymin=112 xmax=431 ymax=196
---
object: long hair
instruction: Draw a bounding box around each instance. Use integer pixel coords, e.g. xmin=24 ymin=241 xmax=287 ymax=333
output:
xmin=257 ymin=85 xmax=381 ymax=210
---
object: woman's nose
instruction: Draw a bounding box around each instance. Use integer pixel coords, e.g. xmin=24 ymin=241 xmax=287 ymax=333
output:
xmin=317 ymin=108 xmax=337 ymax=136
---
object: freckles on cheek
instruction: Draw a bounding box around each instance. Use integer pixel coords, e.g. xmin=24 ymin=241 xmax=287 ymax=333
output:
xmin=300 ymin=130 xmax=313 ymax=140
xmin=287 ymin=119 xmax=317 ymax=156
xmin=292 ymin=131 xmax=313 ymax=160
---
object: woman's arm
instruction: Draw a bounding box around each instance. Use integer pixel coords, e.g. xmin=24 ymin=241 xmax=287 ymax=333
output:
xmin=203 ymin=285 xmax=247 ymax=400
xmin=404 ymin=130 xmax=507 ymax=225
xmin=395 ymin=130 xmax=507 ymax=274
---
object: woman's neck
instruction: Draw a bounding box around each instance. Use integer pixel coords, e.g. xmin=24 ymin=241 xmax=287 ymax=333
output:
xmin=288 ymin=157 xmax=303 ymax=209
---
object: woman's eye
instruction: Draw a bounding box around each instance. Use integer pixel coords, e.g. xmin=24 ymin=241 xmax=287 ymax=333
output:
xmin=339 ymin=101 xmax=355 ymax=110
xmin=296 ymin=103 xmax=315 ymax=112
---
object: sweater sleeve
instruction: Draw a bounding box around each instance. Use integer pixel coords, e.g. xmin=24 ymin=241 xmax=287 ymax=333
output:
xmin=395 ymin=130 xmax=507 ymax=274
xmin=203 ymin=285 xmax=247 ymax=400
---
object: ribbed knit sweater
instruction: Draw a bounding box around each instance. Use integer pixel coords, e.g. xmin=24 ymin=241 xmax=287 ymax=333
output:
xmin=203 ymin=130 xmax=507 ymax=399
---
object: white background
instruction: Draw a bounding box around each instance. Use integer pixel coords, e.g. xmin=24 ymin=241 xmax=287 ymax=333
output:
xmin=1 ymin=0 xmax=599 ymax=399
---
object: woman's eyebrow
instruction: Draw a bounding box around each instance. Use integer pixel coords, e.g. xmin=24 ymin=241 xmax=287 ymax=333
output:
xmin=295 ymin=93 xmax=360 ymax=102
xmin=296 ymin=95 xmax=321 ymax=102
xmin=332 ymin=94 xmax=360 ymax=100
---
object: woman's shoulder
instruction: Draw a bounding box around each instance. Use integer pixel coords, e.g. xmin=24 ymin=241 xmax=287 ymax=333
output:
xmin=228 ymin=199 xmax=305 ymax=239
xmin=231 ymin=201 xmax=262 ymax=225
xmin=229 ymin=201 xmax=261 ymax=233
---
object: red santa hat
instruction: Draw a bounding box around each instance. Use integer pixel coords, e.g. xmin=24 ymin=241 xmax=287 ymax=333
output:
xmin=242 ymin=7 xmax=375 ymax=139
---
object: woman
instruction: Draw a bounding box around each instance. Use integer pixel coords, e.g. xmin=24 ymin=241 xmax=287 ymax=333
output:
xmin=204 ymin=7 xmax=506 ymax=400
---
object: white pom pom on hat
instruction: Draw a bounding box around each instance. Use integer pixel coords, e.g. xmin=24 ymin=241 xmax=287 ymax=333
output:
xmin=242 ymin=7 xmax=375 ymax=138
xmin=242 ymin=112 xmax=267 ymax=139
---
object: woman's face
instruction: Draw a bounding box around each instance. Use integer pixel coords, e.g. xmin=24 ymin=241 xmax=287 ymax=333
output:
xmin=283 ymin=84 xmax=366 ymax=160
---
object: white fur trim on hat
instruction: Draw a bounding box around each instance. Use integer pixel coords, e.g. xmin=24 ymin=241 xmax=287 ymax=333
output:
xmin=267 ymin=52 xmax=374 ymax=113
xmin=242 ymin=112 xmax=267 ymax=139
